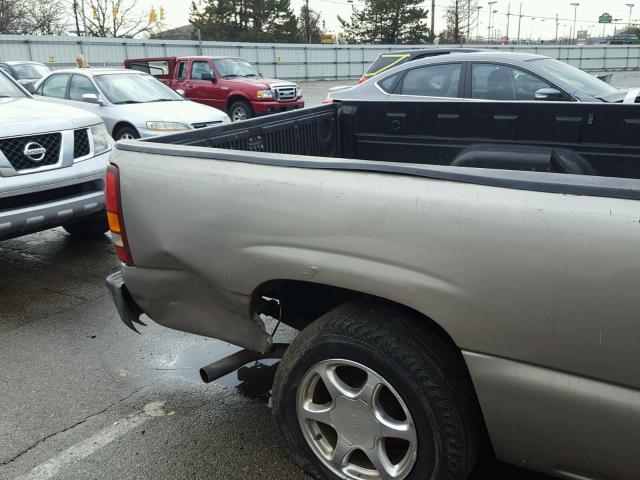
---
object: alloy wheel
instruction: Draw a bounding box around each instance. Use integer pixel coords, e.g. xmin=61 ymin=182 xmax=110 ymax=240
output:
xmin=297 ymin=359 xmax=418 ymax=480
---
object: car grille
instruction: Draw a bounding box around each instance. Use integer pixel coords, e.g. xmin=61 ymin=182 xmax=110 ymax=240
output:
xmin=74 ymin=129 xmax=90 ymax=158
xmin=192 ymin=121 xmax=223 ymax=129
xmin=273 ymin=86 xmax=297 ymax=102
xmin=0 ymin=133 xmax=61 ymax=171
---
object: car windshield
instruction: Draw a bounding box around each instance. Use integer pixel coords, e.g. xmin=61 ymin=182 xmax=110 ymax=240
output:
xmin=94 ymin=73 xmax=183 ymax=104
xmin=527 ymin=58 xmax=618 ymax=97
xmin=213 ymin=58 xmax=259 ymax=78
xmin=12 ymin=64 xmax=50 ymax=80
xmin=0 ymin=71 xmax=26 ymax=98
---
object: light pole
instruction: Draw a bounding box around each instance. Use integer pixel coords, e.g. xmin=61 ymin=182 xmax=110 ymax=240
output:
xmin=570 ymin=2 xmax=579 ymax=45
xmin=477 ymin=6 xmax=483 ymax=43
xmin=516 ymin=2 xmax=523 ymax=44
xmin=432 ymin=0 xmax=436 ymax=42
xmin=488 ymin=1 xmax=497 ymax=44
xmin=506 ymin=2 xmax=511 ymax=43
xmin=493 ymin=9 xmax=499 ymax=42
xmin=626 ymin=3 xmax=635 ymax=32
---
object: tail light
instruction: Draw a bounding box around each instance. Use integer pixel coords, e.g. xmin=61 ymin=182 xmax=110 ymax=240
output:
xmin=358 ymin=76 xmax=369 ymax=84
xmin=106 ymin=164 xmax=134 ymax=265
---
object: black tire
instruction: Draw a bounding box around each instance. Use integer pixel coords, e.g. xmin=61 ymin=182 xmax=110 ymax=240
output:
xmin=272 ymin=301 xmax=479 ymax=480
xmin=63 ymin=213 xmax=109 ymax=238
xmin=113 ymin=125 xmax=140 ymax=140
xmin=228 ymin=99 xmax=254 ymax=122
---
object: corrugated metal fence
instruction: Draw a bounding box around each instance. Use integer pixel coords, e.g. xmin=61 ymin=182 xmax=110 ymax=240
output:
xmin=1 ymin=34 xmax=640 ymax=80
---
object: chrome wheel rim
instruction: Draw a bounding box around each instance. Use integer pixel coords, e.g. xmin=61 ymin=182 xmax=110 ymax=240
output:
xmin=297 ymin=359 xmax=418 ymax=480
xmin=231 ymin=106 xmax=247 ymax=121
xmin=119 ymin=132 xmax=136 ymax=140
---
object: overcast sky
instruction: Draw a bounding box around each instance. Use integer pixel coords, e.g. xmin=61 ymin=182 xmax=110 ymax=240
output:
xmin=137 ymin=0 xmax=638 ymax=40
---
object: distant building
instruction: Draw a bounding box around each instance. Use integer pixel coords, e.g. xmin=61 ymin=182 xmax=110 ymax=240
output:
xmin=150 ymin=25 xmax=195 ymax=41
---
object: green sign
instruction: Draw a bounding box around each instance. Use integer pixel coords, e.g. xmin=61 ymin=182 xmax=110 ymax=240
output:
xmin=599 ymin=13 xmax=613 ymax=24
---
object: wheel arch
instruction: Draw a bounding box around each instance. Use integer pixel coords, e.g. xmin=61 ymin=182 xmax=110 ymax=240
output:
xmin=253 ymin=278 xmax=465 ymax=373
xmin=226 ymin=93 xmax=252 ymax=111
xmin=112 ymin=121 xmax=138 ymax=139
xmin=256 ymin=278 xmax=494 ymax=460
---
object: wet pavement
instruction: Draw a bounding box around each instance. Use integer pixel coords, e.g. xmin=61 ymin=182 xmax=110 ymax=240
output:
xmin=0 ymin=228 xmax=555 ymax=480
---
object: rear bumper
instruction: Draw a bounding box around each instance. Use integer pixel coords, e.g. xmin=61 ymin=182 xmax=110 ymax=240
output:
xmin=251 ymin=99 xmax=305 ymax=116
xmin=106 ymin=265 xmax=271 ymax=352
xmin=105 ymin=271 xmax=146 ymax=332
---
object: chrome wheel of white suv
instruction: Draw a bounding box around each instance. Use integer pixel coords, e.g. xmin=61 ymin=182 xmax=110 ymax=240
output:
xmin=297 ymin=359 xmax=418 ymax=480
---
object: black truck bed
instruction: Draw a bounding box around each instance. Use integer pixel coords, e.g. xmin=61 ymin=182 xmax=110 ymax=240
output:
xmin=147 ymin=101 xmax=640 ymax=180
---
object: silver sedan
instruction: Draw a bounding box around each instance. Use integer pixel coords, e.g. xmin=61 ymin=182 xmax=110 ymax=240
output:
xmin=35 ymin=69 xmax=230 ymax=140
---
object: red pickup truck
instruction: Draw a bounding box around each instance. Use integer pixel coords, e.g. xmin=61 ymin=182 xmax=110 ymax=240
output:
xmin=124 ymin=56 xmax=304 ymax=121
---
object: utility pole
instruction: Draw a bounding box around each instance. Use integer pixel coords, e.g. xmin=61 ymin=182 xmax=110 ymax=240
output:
xmin=555 ymin=13 xmax=559 ymax=44
xmin=516 ymin=3 xmax=522 ymax=44
xmin=467 ymin=0 xmax=471 ymax=44
xmin=80 ymin=0 xmax=87 ymax=35
xmin=570 ymin=2 xmax=579 ymax=45
xmin=506 ymin=2 xmax=511 ymax=43
xmin=488 ymin=1 xmax=497 ymax=44
xmin=432 ymin=0 xmax=436 ymax=41
xmin=476 ymin=5 xmax=483 ymax=43
xmin=304 ymin=0 xmax=311 ymax=44
xmin=72 ymin=0 xmax=81 ymax=36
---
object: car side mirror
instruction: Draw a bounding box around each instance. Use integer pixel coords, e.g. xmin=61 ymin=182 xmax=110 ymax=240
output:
xmin=22 ymin=81 xmax=36 ymax=94
xmin=176 ymin=89 xmax=185 ymax=97
xmin=201 ymin=72 xmax=215 ymax=82
xmin=535 ymin=88 xmax=564 ymax=101
xmin=81 ymin=93 xmax=104 ymax=105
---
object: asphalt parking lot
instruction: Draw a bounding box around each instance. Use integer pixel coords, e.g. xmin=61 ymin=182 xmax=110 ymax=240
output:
xmin=2 ymin=72 xmax=637 ymax=480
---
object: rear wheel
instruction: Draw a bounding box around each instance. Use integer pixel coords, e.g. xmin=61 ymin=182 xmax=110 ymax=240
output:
xmin=63 ymin=213 xmax=109 ymax=238
xmin=228 ymin=100 xmax=254 ymax=122
xmin=272 ymin=301 xmax=479 ymax=480
xmin=114 ymin=125 xmax=139 ymax=140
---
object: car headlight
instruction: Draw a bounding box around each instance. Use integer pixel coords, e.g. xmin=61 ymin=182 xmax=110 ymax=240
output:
xmin=296 ymin=87 xmax=302 ymax=98
xmin=90 ymin=123 xmax=112 ymax=156
xmin=256 ymin=89 xmax=273 ymax=99
xmin=146 ymin=121 xmax=189 ymax=132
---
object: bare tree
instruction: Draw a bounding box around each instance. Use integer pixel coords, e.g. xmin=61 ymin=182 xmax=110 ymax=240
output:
xmin=85 ymin=0 xmax=153 ymax=38
xmin=0 ymin=0 xmax=30 ymax=33
xmin=29 ymin=0 xmax=68 ymax=35
xmin=299 ymin=2 xmax=324 ymax=43
xmin=440 ymin=0 xmax=477 ymax=44
xmin=0 ymin=0 xmax=67 ymax=35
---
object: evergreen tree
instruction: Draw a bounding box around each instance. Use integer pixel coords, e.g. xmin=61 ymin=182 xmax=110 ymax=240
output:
xmin=190 ymin=0 xmax=298 ymax=43
xmin=338 ymin=0 xmax=431 ymax=45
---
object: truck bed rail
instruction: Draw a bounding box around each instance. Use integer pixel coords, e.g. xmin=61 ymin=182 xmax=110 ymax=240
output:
xmin=147 ymin=104 xmax=340 ymax=158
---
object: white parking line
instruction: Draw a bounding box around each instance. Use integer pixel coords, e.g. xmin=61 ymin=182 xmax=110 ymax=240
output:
xmin=15 ymin=401 xmax=166 ymax=480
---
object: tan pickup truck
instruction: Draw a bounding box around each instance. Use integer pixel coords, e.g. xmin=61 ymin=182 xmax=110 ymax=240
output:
xmin=106 ymin=102 xmax=640 ymax=480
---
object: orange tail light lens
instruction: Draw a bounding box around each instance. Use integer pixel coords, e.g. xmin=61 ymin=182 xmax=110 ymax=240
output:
xmin=106 ymin=164 xmax=134 ymax=265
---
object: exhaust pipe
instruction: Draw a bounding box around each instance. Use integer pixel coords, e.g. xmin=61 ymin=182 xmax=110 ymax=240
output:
xmin=199 ymin=343 xmax=289 ymax=384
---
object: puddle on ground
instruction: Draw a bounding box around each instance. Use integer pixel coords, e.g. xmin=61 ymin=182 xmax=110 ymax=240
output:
xmin=151 ymin=340 xmax=280 ymax=406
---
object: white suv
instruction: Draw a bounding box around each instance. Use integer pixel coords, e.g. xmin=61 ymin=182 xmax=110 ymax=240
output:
xmin=0 ymin=70 xmax=112 ymax=240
